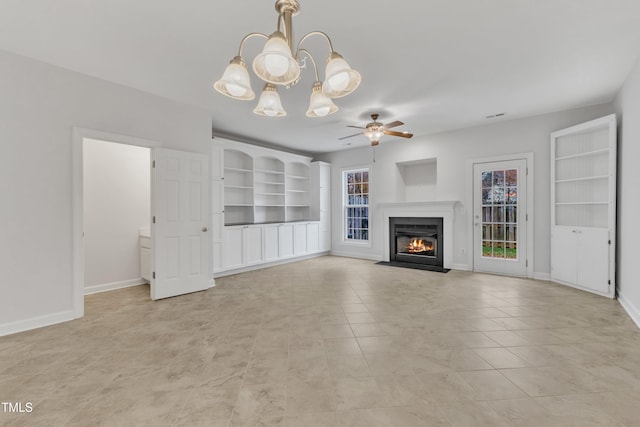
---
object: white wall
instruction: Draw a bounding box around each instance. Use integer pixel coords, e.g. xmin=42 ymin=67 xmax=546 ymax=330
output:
xmin=614 ymin=58 xmax=640 ymax=326
xmin=0 ymin=50 xmax=212 ymax=335
xmin=319 ymin=103 xmax=615 ymax=275
xmin=83 ymin=139 xmax=150 ymax=291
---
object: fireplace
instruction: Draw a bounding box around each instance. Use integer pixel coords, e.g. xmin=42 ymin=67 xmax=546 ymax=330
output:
xmin=390 ymin=217 xmax=444 ymax=267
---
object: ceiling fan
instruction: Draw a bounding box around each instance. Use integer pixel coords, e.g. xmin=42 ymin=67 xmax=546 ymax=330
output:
xmin=339 ymin=114 xmax=413 ymax=146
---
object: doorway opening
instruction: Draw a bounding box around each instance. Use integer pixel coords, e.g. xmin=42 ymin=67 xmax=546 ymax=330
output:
xmin=82 ymin=138 xmax=151 ymax=300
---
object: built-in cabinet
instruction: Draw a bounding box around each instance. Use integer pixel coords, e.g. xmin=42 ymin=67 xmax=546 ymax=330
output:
xmin=550 ymin=114 xmax=616 ymax=298
xmin=212 ymin=138 xmax=331 ymax=275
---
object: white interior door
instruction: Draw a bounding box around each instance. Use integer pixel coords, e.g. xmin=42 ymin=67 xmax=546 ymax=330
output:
xmin=152 ymin=148 xmax=210 ymax=300
xmin=473 ymin=159 xmax=527 ymax=277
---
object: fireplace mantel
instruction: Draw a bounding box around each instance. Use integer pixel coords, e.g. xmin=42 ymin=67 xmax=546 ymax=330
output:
xmin=377 ymin=201 xmax=458 ymax=268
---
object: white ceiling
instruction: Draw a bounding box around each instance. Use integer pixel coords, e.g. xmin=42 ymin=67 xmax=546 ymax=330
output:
xmin=2 ymin=0 xmax=639 ymax=153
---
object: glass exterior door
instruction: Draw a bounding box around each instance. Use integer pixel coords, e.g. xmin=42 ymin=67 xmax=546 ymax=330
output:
xmin=473 ymin=159 xmax=527 ymax=276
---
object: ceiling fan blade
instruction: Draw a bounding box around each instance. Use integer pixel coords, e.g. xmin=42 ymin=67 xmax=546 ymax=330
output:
xmin=338 ymin=132 xmax=364 ymax=140
xmin=384 ymin=120 xmax=404 ymax=129
xmin=383 ymin=129 xmax=413 ymax=138
xmin=347 ymin=125 xmax=366 ymax=129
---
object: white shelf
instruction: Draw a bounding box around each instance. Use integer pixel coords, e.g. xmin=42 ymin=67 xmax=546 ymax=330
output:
xmin=555 ymin=148 xmax=609 ymax=161
xmin=286 ymin=175 xmax=309 ymax=180
xmin=225 ymin=203 xmax=254 ymax=207
xmin=224 ymin=166 xmax=253 ymax=173
xmin=256 ymin=180 xmax=284 ymax=185
xmin=287 ymin=204 xmax=310 ymax=207
xmin=256 ymin=204 xmax=286 ymax=207
xmin=256 ymin=192 xmax=285 ymax=196
xmin=225 ymin=185 xmax=253 ymax=189
xmin=555 ymin=175 xmax=608 ymax=183
xmin=256 ymin=168 xmax=285 ymax=175
xmin=555 ymin=201 xmax=608 ymax=206
xmin=286 ymin=189 xmax=308 ymax=193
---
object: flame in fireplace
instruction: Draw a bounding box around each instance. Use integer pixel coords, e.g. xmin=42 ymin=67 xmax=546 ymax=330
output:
xmin=407 ymin=239 xmax=434 ymax=254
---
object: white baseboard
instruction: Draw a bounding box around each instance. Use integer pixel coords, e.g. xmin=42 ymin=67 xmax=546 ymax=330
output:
xmin=452 ymin=263 xmax=470 ymax=271
xmin=208 ymin=278 xmax=216 ymax=288
xmin=214 ymin=252 xmax=329 ymax=278
xmin=533 ymin=272 xmax=551 ymax=281
xmin=84 ymin=278 xmax=147 ymax=295
xmin=329 ymin=250 xmax=382 ymax=261
xmin=618 ymin=292 xmax=640 ymax=329
xmin=0 ymin=310 xmax=76 ymax=337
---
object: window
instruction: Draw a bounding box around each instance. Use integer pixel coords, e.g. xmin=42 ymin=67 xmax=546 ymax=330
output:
xmin=344 ymin=168 xmax=369 ymax=241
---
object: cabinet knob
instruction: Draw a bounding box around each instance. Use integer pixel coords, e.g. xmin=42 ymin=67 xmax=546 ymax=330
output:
xmin=202 ymin=227 xmax=208 ymax=232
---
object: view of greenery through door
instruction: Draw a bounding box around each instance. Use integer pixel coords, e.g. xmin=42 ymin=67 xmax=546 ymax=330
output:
xmin=481 ymin=168 xmax=518 ymax=259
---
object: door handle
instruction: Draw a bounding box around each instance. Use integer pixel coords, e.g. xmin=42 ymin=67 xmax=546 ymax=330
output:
xmin=202 ymin=227 xmax=208 ymax=232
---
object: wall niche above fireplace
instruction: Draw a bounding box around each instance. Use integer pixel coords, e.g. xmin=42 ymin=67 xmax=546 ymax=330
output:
xmin=389 ymin=217 xmax=444 ymax=267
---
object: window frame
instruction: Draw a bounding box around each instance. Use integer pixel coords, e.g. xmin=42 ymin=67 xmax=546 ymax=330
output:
xmin=342 ymin=167 xmax=371 ymax=245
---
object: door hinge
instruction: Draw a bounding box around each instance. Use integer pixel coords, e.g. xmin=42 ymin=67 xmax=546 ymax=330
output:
xmin=526 ymin=167 xmax=529 ymax=175
xmin=526 ymin=259 xmax=528 ymax=267
xmin=608 ymin=279 xmax=611 ymax=285
xmin=153 ymin=216 xmax=156 ymax=224
xmin=153 ymin=272 xmax=156 ymax=279
xmin=608 ymin=240 xmax=611 ymax=245
xmin=152 ymin=160 xmax=156 ymax=168
xmin=526 ymin=214 xmax=528 ymax=221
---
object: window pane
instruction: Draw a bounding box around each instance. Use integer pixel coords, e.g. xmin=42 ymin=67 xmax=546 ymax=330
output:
xmin=482 ymin=171 xmax=492 ymax=188
xmin=493 ymin=187 xmax=505 ymax=204
xmin=506 ymin=169 xmax=517 ymax=186
xmin=506 ymin=242 xmax=517 ymax=259
xmin=483 ymin=207 xmax=492 ymax=222
xmin=506 ymin=187 xmax=518 ymax=204
xmin=493 ymin=170 xmax=505 ymax=186
xmin=482 ymin=241 xmax=492 ymax=257
xmin=492 ymin=206 xmax=504 ymax=222
xmin=482 ymin=225 xmax=492 ymax=240
xmin=482 ymin=189 xmax=492 ymax=204
xmin=355 ymin=172 xmax=362 ymax=182
xmin=493 ymin=224 xmax=505 ymax=240
xmin=493 ymin=241 xmax=505 ymax=258
xmin=506 ymin=206 xmax=517 ymax=223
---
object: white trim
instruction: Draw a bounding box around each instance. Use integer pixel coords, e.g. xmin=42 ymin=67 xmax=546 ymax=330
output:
xmin=208 ymin=278 xmax=216 ymax=288
xmin=452 ymin=263 xmax=471 ymax=271
xmin=72 ymin=127 xmax=161 ymax=321
xmin=84 ymin=278 xmax=147 ymax=295
xmin=534 ymin=272 xmax=551 ymax=281
xmin=0 ymin=310 xmax=75 ymax=337
xmin=466 ymin=152 xmax=534 ymax=278
xmin=214 ymin=252 xmax=329 ymax=277
xmin=618 ymin=293 xmax=640 ymax=329
xmin=377 ymin=201 xmax=457 ymax=269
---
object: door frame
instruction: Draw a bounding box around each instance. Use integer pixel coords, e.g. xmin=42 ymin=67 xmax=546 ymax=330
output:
xmin=72 ymin=127 xmax=160 ymax=319
xmin=466 ymin=152 xmax=534 ymax=278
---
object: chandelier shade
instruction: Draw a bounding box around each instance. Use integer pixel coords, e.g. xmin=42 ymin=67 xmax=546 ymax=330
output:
xmin=254 ymin=83 xmax=287 ymax=117
xmin=213 ymin=0 xmax=361 ymax=117
xmin=323 ymin=52 xmax=361 ymax=98
xmin=213 ymin=56 xmax=255 ymax=100
xmin=253 ymin=32 xmax=301 ymax=85
xmin=306 ymin=81 xmax=338 ymax=117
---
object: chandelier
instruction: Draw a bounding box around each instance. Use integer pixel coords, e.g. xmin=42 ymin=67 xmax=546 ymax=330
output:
xmin=213 ymin=0 xmax=361 ymax=118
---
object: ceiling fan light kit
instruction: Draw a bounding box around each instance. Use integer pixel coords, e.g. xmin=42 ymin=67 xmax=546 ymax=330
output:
xmin=214 ymin=0 xmax=361 ymax=117
xmin=341 ymin=114 xmax=414 ymax=146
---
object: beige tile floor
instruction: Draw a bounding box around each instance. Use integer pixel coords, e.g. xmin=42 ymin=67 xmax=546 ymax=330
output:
xmin=1 ymin=256 xmax=640 ymax=426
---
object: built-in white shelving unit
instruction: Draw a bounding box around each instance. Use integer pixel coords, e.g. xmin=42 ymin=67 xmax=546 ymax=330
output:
xmin=550 ymin=114 xmax=616 ymax=298
xmin=212 ymin=138 xmax=330 ymax=276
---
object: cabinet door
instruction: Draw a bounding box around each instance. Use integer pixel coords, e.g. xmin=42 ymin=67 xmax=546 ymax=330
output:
xmin=307 ymin=223 xmax=319 ymax=253
xmin=244 ymin=226 xmax=264 ymax=265
xmin=294 ymin=223 xmax=308 ymax=255
xmin=278 ymin=224 xmax=294 ymax=258
xmin=320 ymin=230 xmax=331 ymax=252
xmin=551 ymin=228 xmax=578 ymax=285
xmin=577 ymin=228 xmax=610 ymax=294
xmin=224 ymin=227 xmax=244 ymax=269
xmin=264 ymin=225 xmax=280 ymax=261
